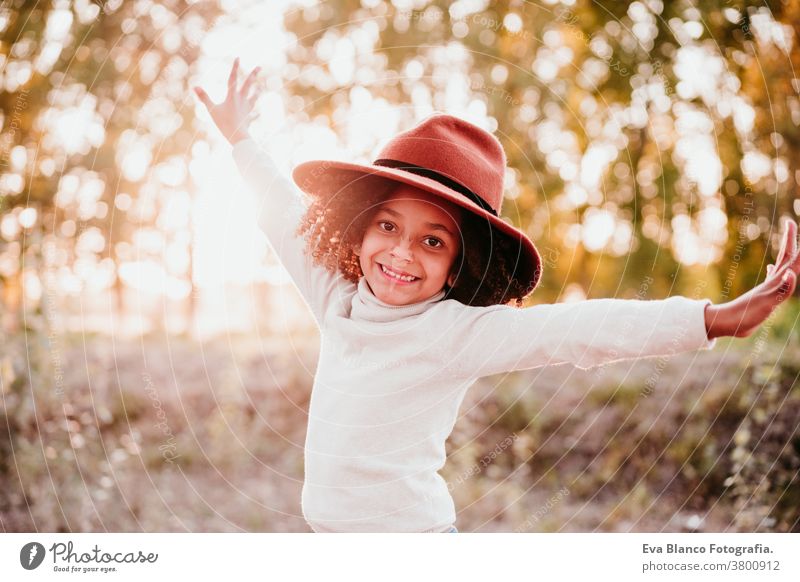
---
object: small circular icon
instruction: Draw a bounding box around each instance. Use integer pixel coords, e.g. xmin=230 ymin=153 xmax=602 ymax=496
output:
xmin=20 ymin=542 xmax=46 ymax=570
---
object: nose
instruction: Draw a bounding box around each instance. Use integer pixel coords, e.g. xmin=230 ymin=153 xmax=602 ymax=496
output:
xmin=390 ymin=240 xmax=414 ymax=263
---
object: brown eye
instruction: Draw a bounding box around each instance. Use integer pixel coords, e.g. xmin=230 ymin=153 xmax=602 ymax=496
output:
xmin=378 ymin=221 xmax=395 ymax=232
xmin=425 ymin=237 xmax=444 ymax=248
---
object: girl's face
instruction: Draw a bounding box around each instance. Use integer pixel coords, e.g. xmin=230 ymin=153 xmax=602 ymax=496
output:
xmin=354 ymin=185 xmax=462 ymax=306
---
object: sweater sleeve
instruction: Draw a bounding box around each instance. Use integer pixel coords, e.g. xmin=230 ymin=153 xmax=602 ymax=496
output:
xmin=231 ymin=138 xmax=344 ymax=325
xmin=438 ymin=295 xmax=716 ymax=379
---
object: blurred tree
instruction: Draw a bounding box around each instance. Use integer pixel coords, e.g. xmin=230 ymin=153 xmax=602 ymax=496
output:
xmin=0 ymin=0 xmax=221 ymax=331
xmin=281 ymin=0 xmax=799 ymax=304
xmin=0 ymin=0 xmax=221 ymax=530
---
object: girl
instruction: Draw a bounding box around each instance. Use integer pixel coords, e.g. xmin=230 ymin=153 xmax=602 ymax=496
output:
xmin=194 ymin=59 xmax=800 ymax=533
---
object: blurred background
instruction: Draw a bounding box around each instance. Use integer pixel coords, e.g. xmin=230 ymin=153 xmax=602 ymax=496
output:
xmin=1 ymin=0 xmax=799 ymax=532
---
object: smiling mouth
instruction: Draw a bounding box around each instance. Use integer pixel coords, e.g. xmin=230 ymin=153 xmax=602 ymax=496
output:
xmin=378 ymin=263 xmax=420 ymax=283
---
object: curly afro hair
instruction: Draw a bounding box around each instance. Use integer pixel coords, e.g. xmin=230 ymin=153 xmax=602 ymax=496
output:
xmin=295 ymin=177 xmax=537 ymax=308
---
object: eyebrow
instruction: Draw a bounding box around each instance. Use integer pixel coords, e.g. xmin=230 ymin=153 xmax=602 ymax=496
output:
xmin=376 ymin=207 xmax=457 ymax=238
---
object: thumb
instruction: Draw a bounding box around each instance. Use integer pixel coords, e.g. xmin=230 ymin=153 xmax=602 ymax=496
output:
xmin=193 ymin=86 xmax=214 ymax=109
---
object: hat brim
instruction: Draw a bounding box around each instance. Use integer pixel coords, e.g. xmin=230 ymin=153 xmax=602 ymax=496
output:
xmin=292 ymin=159 xmax=542 ymax=295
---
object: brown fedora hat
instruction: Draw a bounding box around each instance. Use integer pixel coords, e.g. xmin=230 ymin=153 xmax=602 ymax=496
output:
xmin=291 ymin=113 xmax=542 ymax=295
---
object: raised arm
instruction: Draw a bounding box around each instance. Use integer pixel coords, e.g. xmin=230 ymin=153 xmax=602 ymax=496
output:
xmin=193 ymin=58 xmax=344 ymax=325
xmin=438 ymin=295 xmax=715 ymax=379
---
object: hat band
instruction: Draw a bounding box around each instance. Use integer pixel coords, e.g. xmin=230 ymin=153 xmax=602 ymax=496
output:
xmin=373 ymin=158 xmax=498 ymax=217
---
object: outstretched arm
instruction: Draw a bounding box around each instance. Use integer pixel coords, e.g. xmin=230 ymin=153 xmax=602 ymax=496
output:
xmin=436 ymin=295 xmax=715 ymax=378
xmin=704 ymin=219 xmax=798 ymax=339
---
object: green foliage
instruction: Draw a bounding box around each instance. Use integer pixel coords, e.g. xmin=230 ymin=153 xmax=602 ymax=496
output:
xmin=281 ymin=0 xmax=799 ymax=303
xmin=445 ymin=344 xmax=799 ymax=531
xmin=0 ymin=0 xmax=220 ymax=331
xmin=726 ymin=359 xmax=800 ymax=531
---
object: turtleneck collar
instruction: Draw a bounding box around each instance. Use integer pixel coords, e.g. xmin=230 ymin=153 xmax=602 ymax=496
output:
xmin=350 ymin=277 xmax=446 ymax=323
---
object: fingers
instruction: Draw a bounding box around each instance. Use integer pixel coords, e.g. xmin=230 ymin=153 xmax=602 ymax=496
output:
xmin=785 ymin=218 xmax=797 ymax=256
xmin=764 ymin=267 xmax=796 ymax=297
xmin=769 ymin=220 xmax=800 ymax=296
xmin=193 ymin=86 xmax=214 ymax=109
xmin=761 ymin=264 xmax=787 ymax=292
xmin=228 ymin=57 xmax=239 ymax=87
xmin=226 ymin=57 xmax=240 ymax=99
xmin=774 ymin=218 xmax=796 ymax=268
xmin=240 ymin=66 xmax=261 ymax=101
xmin=246 ymin=94 xmax=258 ymax=110
xmin=766 ymin=261 xmax=789 ymax=281
xmin=764 ymin=219 xmax=800 ymax=299
xmin=786 ymin=219 xmax=800 ymax=273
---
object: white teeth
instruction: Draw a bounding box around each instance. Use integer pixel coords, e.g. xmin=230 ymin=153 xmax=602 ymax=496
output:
xmin=381 ymin=264 xmax=416 ymax=282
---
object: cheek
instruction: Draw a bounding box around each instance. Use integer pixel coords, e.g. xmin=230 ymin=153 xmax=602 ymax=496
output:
xmin=443 ymin=253 xmax=459 ymax=278
xmin=436 ymin=255 xmax=457 ymax=277
xmin=358 ymin=237 xmax=375 ymax=258
xmin=354 ymin=232 xmax=374 ymax=256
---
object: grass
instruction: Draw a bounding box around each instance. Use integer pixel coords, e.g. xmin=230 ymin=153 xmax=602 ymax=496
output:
xmin=1 ymin=331 xmax=798 ymax=532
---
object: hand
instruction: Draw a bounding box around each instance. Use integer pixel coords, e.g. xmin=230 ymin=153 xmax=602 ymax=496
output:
xmin=704 ymin=218 xmax=799 ymax=339
xmin=193 ymin=57 xmax=261 ymax=145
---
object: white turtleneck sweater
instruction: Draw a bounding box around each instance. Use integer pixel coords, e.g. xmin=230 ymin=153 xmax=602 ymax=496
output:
xmin=232 ymin=138 xmax=717 ymax=533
